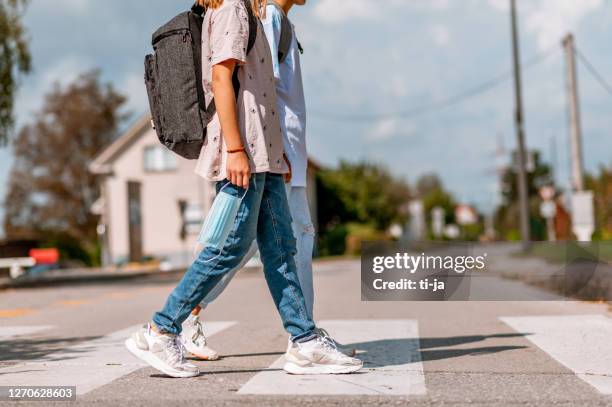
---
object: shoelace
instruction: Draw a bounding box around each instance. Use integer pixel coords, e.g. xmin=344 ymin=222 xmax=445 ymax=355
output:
xmin=161 ymin=335 xmax=185 ymax=366
xmin=177 ymin=335 xmax=189 ymax=356
xmin=147 ymin=324 xmax=187 ymax=365
xmin=315 ymin=335 xmax=340 ymax=353
xmin=191 ymin=319 xmax=207 ymax=347
xmin=315 ymin=328 xmax=339 ymax=350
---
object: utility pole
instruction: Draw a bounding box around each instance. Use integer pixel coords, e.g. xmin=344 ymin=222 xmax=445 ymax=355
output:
xmin=563 ymin=33 xmax=594 ymax=241
xmin=550 ymin=135 xmax=558 ymax=186
xmin=562 ymin=33 xmax=585 ymax=192
xmin=510 ymin=0 xmax=531 ymax=251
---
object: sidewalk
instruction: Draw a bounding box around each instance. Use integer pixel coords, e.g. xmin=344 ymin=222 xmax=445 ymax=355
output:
xmin=484 ymin=242 xmax=612 ymax=302
xmin=0 ymin=265 xmax=183 ymax=290
xmin=0 ymin=257 xmax=270 ymax=290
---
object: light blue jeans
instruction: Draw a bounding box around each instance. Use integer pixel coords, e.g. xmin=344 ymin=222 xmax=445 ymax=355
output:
xmin=152 ymin=173 xmax=316 ymax=341
xmin=199 ymin=186 xmax=315 ymax=319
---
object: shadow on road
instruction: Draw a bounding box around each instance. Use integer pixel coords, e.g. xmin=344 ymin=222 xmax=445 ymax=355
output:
xmin=150 ymin=368 xmax=284 ymax=378
xmin=418 ymin=333 xmax=529 ymax=349
xmin=345 ymin=332 xmax=530 ymax=368
xmin=201 ymin=351 xmax=285 ymax=359
xmin=419 ymin=345 xmax=527 ymax=362
xmin=177 ymin=332 xmax=532 ymax=377
xmin=0 ymin=335 xmax=102 ymax=363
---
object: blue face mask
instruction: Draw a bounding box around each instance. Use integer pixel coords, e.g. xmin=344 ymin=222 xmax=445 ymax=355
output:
xmin=194 ymin=183 xmax=247 ymax=258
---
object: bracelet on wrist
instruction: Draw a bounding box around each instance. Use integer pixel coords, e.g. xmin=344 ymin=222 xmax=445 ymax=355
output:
xmin=227 ymin=147 xmax=246 ymax=154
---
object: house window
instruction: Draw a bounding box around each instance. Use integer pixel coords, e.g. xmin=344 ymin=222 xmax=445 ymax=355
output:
xmin=143 ymin=145 xmax=177 ymax=172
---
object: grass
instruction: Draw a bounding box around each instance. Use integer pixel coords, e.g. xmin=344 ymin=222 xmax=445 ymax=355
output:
xmin=514 ymin=241 xmax=612 ymax=265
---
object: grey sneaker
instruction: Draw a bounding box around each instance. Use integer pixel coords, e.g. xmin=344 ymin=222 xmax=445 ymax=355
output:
xmin=180 ymin=315 xmax=220 ymax=361
xmin=125 ymin=323 xmax=199 ymax=378
xmin=283 ymin=334 xmax=363 ymax=375
xmin=315 ymin=327 xmax=357 ymax=357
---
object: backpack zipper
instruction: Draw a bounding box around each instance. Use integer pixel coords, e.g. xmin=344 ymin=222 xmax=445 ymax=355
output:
xmin=152 ymin=29 xmax=190 ymax=46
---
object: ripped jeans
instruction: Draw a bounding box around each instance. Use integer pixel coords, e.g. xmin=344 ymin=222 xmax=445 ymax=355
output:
xmin=199 ymin=186 xmax=315 ymax=320
xmin=152 ymin=174 xmax=315 ymax=339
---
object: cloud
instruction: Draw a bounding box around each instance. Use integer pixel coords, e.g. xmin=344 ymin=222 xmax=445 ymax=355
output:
xmin=367 ymin=119 xmax=414 ymax=141
xmin=15 ymin=55 xmax=93 ymax=125
xmin=313 ymin=0 xmax=375 ymax=23
xmin=487 ymin=0 xmax=603 ymax=50
xmin=119 ymin=72 xmax=148 ymax=116
xmin=431 ymin=24 xmax=450 ymax=47
xmin=312 ymin=0 xmax=450 ymax=24
xmin=34 ymin=0 xmax=91 ymax=16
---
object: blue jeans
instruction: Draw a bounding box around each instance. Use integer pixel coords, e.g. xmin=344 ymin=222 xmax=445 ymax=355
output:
xmin=199 ymin=186 xmax=315 ymax=319
xmin=152 ymin=173 xmax=316 ymax=341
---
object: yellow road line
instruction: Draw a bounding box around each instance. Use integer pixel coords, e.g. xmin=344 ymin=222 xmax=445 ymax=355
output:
xmin=56 ymin=299 xmax=92 ymax=307
xmin=0 ymin=308 xmax=34 ymax=318
xmin=104 ymin=292 xmax=136 ymax=300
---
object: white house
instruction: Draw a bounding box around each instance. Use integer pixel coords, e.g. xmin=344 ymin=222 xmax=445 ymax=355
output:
xmin=90 ymin=114 xmax=318 ymax=268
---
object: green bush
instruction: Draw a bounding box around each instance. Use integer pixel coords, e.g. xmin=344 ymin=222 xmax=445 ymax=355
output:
xmin=40 ymin=232 xmax=96 ymax=267
xmin=318 ymin=224 xmax=348 ymax=257
xmin=345 ymin=223 xmax=388 ymax=255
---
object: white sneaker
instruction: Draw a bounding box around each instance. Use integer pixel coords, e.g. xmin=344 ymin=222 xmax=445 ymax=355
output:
xmin=125 ymin=323 xmax=199 ymax=378
xmin=315 ymin=327 xmax=357 ymax=357
xmin=283 ymin=334 xmax=363 ymax=375
xmin=180 ymin=315 xmax=220 ymax=361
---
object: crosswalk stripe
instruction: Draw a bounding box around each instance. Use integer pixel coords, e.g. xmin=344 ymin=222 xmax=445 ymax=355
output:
xmin=238 ymin=319 xmax=426 ymax=395
xmin=500 ymin=314 xmax=612 ymax=395
xmin=0 ymin=321 xmax=236 ymax=395
xmin=0 ymin=326 xmax=53 ymax=339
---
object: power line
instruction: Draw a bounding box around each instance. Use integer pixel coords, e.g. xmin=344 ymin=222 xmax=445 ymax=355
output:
xmin=574 ymin=46 xmax=612 ymax=97
xmin=310 ymin=48 xmax=558 ymax=123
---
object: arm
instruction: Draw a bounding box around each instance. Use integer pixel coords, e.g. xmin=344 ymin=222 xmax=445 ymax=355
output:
xmin=262 ymin=7 xmax=282 ymax=82
xmin=212 ymin=60 xmax=250 ymax=188
xmin=262 ymin=8 xmax=291 ymax=182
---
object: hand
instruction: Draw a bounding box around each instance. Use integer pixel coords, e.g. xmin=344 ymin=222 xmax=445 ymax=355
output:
xmin=227 ymin=150 xmax=251 ymax=188
xmin=283 ymin=154 xmax=292 ymax=184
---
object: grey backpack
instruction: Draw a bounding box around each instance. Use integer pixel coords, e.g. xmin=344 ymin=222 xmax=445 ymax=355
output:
xmin=144 ymin=1 xmax=257 ymax=160
xmin=267 ymin=0 xmax=303 ymax=63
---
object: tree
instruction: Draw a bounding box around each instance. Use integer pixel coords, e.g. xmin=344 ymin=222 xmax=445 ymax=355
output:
xmin=499 ymin=151 xmax=552 ymax=205
xmin=316 ymin=160 xmax=412 ymax=255
xmin=317 ymin=160 xmax=411 ymax=232
xmin=586 ymin=166 xmax=612 ymax=240
xmin=416 ymin=173 xmax=444 ymax=198
xmin=0 ymin=0 xmax=31 ymax=143
xmin=4 ymin=71 xmax=126 ymax=262
xmin=495 ymin=150 xmax=552 ymax=240
xmin=415 ymin=173 xmax=457 ymax=225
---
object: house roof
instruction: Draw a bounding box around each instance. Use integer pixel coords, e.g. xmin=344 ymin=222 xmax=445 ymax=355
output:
xmin=89 ymin=112 xmax=323 ymax=175
xmin=89 ymin=114 xmax=152 ymax=175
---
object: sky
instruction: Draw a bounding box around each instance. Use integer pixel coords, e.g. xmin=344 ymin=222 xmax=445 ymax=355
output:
xmin=1 ymin=0 xmax=611 ymax=232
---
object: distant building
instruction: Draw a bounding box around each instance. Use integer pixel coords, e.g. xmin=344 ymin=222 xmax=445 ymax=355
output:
xmin=90 ymin=115 xmax=318 ymax=268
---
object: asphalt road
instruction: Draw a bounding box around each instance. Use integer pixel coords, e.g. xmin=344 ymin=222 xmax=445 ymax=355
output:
xmin=0 ymin=258 xmax=611 ymax=407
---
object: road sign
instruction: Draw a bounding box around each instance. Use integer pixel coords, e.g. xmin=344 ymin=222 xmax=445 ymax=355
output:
xmin=570 ymin=191 xmax=594 ymax=241
xmin=455 ymin=205 xmax=478 ymax=226
xmin=539 ymin=185 xmax=556 ymax=201
xmin=431 ymin=207 xmax=445 ymax=238
xmin=540 ymin=201 xmax=556 ymax=219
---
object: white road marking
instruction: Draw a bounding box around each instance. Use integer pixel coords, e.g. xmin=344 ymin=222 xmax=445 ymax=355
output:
xmin=238 ymin=319 xmax=426 ymax=395
xmin=501 ymin=314 xmax=612 ymax=394
xmin=0 ymin=326 xmax=53 ymax=339
xmin=0 ymin=321 xmax=236 ymax=395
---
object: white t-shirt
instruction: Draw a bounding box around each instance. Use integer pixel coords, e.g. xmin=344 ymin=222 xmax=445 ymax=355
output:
xmin=262 ymin=5 xmax=308 ymax=187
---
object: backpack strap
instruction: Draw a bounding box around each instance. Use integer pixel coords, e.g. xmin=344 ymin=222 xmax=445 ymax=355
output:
xmin=191 ymin=2 xmax=206 ymax=16
xmin=267 ymin=0 xmax=293 ymax=63
xmin=232 ymin=0 xmax=258 ymax=98
xmin=243 ymin=0 xmax=258 ymax=54
xmin=203 ymin=0 xmax=259 ymax=120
